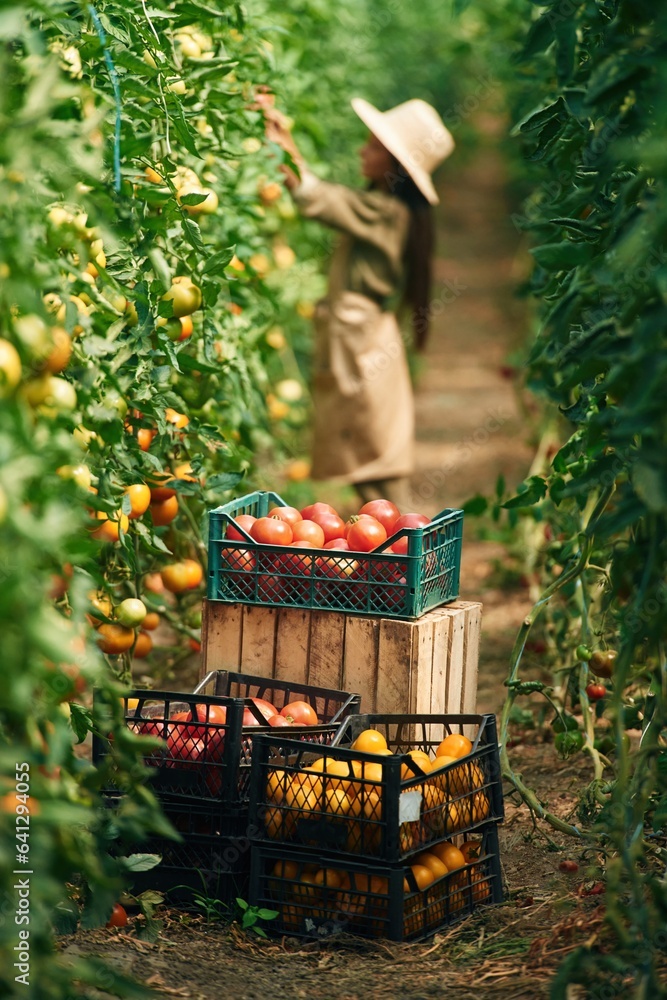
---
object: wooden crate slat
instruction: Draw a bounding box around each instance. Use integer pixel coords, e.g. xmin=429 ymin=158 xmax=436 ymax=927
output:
xmin=240 ymin=605 xmax=278 ymax=675
xmin=274 ymin=608 xmax=310 ymax=684
xmin=378 ymin=618 xmax=415 ymax=714
xmin=342 ymin=615 xmax=380 ymax=710
xmin=199 ymin=600 xmax=243 ymax=678
xmin=307 ymin=611 xmax=346 ymax=690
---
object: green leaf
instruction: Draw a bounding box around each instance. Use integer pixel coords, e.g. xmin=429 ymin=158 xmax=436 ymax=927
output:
xmin=236 ymin=897 xmax=248 ymax=910
xmin=554 ymin=19 xmax=576 ymax=84
xmin=120 ymin=853 xmax=162 ymax=872
xmin=502 ymin=475 xmax=548 ymax=509
xmin=205 ymin=472 xmax=243 ymax=493
xmin=516 ymin=13 xmax=554 ymax=62
xmin=69 ymin=702 xmax=92 ymax=744
xmin=202 ymin=247 xmax=237 ymax=276
xmin=256 ymin=907 xmax=279 ymax=920
xmin=180 ymin=192 xmax=210 ymax=207
xmin=511 ymin=97 xmax=566 ymax=135
xmin=170 ymin=105 xmax=201 ymax=158
xmin=462 ymin=494 xmax=488 ymax=516
xmin=182 ymin=218 xmax=207 ymax=255
xmin=530 ymin=242 xmax=595 ymax=270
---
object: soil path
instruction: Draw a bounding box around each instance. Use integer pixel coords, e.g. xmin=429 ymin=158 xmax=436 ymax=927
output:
xmin=65 ymin=129 xmax=587 ymax=1000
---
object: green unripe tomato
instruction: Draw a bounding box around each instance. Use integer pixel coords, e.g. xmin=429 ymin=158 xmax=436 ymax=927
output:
xmin=555 ymin=730 xmax=584 ymax=758
xmin=551 ymin=712 xmax=579 ymax=734
xmin=115 ymin=598 xmax=147 ymax=628
xmin=575 ymin=644 xmax=592 ymax=662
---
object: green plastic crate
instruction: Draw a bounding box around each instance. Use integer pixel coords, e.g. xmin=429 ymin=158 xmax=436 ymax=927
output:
xmin=207 ymin=491 xmax=462 ymax=620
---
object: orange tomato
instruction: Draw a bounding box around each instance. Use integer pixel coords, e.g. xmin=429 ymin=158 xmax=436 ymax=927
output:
xmin=351 ymin=728 xmax=388 ymax=754
xmin=415 ymin=852 xmax=448 ymax=881
xmin=90 ymin=510 xmax=129 ymax=543
xmin=97 ymin=623 xmax=135 ymax=655
xmin=435 ymin=733 xmax=473 ymax=759
xmin=150 ymin=495 xmax=179 ymax=526
xmin=136 ymin=427 xmax=156 ymax=451
xmin=132 ymin=631 xmax=153 ymax=658
xmin=125 ymin=484 xmax=151 ymax=519
xmin=148 ymin=472 xmax=176 ymax=502
xmin=161 ymin=562 xmax=191 ymax=593
xmin=182 ymin=558 xmax=203 ymax=589
xmin=264 ymin=805 xmax=295 ymax=840
xmin=325 ymin=758 xmax=357 ymax=796
xmin=459 ymin=840 xmax=483 ymax=864
xmin=165 ymin=407 xmax=189 ymax=429
xmin=142 ymin=611 xmax=160 ymax=631
xmin=407 ymin=864 xmax=434 ymax=891
xmin=430 ymin=841 xmax=465 ymax=871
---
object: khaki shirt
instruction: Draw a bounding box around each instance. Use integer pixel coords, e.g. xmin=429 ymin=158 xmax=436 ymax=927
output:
xmin=292 ymin=169 xmax=410 ymax=304
xmin=291 ymin=169 xmax=415 ymax=483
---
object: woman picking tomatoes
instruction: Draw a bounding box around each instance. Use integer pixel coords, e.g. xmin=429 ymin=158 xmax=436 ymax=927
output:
xmin=263 ymin=95 xmax=454 ymax=508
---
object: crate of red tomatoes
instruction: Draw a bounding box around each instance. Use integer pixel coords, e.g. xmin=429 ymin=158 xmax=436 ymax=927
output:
xmin=207 ymin=491 xmax=463 ymax=619
xmin=92 ymin=672 xmax=360 ymax=817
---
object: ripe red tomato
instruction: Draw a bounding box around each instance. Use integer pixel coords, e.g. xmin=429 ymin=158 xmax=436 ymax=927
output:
xmin=301 ymin=501 xmax=337 ymax=520
xmin=251 ymin=516 xmax=293 ymax=546
xmin=324 ymin=537 xmax=349 ymax=549
xmin=390 ymin=513 xmax=430 ymax=555
xmin=107 ymin=903 xmax=128 ymax=928
xmin=586 ymin=683 xmax=606 ymax=702
xmin=358 ymin=499 xmax=400 ymax=534
xmin=221 ymin=546 xmax=256 ymax=573
xmin=292 ymin=519 xmax=325 ymax=547
xmin=243 ymin=705 xmax=264 ymax=727
xmin=311 ymin=510 xmax=346 ymax=543
xmin=344 ymin=514 xmax=375 ymax=539
xmin=191 ymin=704 xmax=227 ymax=754
xmin=268 ymin=714 xmax=291 ymax=727
xmin=250 ymin=697 xmax=279 ymax=722
xmin=279 ymin=539 xmax=315 ymax=572
xmin=226 ymin=513 xmax=256 ymax=541
xmin=256 ymin=574 xmax=285 ymax=603
xmin=166 ymin=718 xmax=207 ymax=767
xmin=268 ymin=505 xmax=302 ymax=526
xmin=316 ymin=541 xmax=359 ymax=580
xmin=347 ymin=516 xmax=387 ymax=552
xmin=280 ymin=700 xmax=318 ymax=725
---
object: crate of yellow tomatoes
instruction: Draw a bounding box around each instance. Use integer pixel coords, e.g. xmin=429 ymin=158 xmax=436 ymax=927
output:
xmin=248 ymin=713 xmax=503 ymax=863
xmin=249 ymin=824 xmax=502 ymax=941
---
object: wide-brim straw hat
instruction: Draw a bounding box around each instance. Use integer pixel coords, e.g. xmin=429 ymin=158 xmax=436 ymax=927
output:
xmin=351 ymin=97 xmax=454 ymax=206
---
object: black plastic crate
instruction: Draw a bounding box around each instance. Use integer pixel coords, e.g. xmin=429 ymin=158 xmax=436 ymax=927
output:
xmin=93 ymin=676 xmax=359 ymax=811
xmin=249 ymin=824 xmax=503 ymax=941
xmin=207 ymin=490 xmax=463 ymax=620
xmin=122 ymin=802 xmax=252 ymax=911
xmin=194 ymin=671 xmax=361 ymax=805
xmin=248 ymin=714 xmax=503 ymax=863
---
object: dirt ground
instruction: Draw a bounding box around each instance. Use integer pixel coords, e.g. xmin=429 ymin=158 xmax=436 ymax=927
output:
xmin=62 ymin=129 xmax=610 ymax=998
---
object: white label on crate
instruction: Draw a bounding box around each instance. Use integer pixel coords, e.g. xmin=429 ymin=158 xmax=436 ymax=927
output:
xmin=399 ymin=789 xmax=422 ymax=824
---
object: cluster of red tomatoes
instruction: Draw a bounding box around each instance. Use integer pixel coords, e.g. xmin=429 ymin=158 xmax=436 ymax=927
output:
xmin=221 ymin=499 xmax=430 ymax=607
xmin=133 ymin=697 xmax=320 ymax=795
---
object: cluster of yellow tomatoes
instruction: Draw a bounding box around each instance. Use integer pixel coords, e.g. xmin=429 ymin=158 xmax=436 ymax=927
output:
xmin=267 ymin=835 xmax=490 ymax=937
xmin=264 ymin=728 xmax=490 ymax=855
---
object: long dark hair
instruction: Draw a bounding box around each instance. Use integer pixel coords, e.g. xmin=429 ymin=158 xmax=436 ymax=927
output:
xmin=387 ymin=159 xmax=434 ymax=351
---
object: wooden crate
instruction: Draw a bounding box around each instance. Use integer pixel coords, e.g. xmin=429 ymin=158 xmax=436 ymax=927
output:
xmin=200 ymin=601 xmax=481 ymax=715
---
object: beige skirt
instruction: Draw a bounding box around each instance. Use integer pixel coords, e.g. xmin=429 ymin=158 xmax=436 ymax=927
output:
xmin=310 ymin=291 xmax=414 ymax=483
